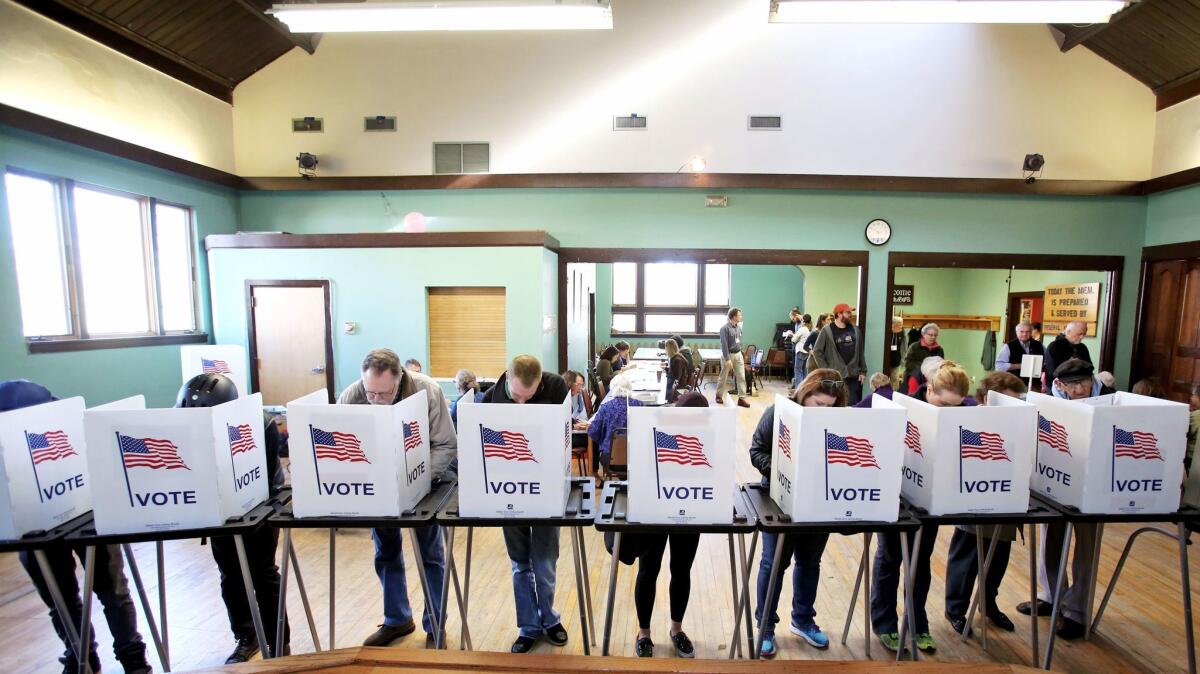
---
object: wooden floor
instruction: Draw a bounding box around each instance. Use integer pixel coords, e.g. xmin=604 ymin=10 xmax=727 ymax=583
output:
xmin=1 ymin=381 xmax=1196 ymax=673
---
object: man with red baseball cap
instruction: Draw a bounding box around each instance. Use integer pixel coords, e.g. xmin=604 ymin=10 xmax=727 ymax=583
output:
xmin=808 ymin=304 xmax=866 ymax=404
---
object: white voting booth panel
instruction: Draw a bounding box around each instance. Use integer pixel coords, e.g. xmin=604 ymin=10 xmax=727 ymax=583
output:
xmin=0 ymin=397 xmax=92 ymax=540
xmin=892 ymin=392 xmax=1036 ymax=516
xmin=286 ymin=389 xmax=432 ymax=518
xmin=626 ymin=405 xmax=736 ymax=524
xmin=1029 ymin=391 xmax=1188 ymax=514
xmin=456 ymin=397 xmax=572 ymax=518
xmin=180 ymin=344 xmax=249 ymax=401
xmin=771 ymin=394 xmax=906 ymax=522
xmin=84 ymin=393 xmax=268 ymax=535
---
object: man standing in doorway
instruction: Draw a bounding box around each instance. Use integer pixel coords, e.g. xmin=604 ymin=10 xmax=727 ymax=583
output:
xmin=717 ymin=307 xmax=751 ymax=408
xmin=811 ymin=304 xmax=866 ymax=404
xmin=1042 ymin=320 xmax=1091 ymax=387
xmin=995 ymin=322 xmax=1045 ymax=378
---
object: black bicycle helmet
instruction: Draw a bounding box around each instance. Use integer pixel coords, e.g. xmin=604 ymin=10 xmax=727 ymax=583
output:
xmin=175 ymin=373 xmax=239 ymax=408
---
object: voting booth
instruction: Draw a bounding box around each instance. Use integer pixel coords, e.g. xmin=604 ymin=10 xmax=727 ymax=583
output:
xmin=181 ymin=344 xmax=249 ymax=401
xmin=83 ymin=393 xmax=269 ymax=535
xmin=625 ymin=405 xmax=736 ymax=524
xmin=1028 ymin=391 xmax=1188 ymax=514
xmin=892 ymin=392 xmax=1036 ymax=516
xmin=0 ymin=397 xmax=92 ymax=540
xmin=286 ymin=389 xmax=432 ymax=518
xmin=771 ymin=394 xmax=906 ymax=522
xmin=455 ymin=397 xmax=572 ymax=518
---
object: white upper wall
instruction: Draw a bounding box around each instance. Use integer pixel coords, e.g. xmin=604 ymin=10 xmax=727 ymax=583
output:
xmin=0 ymin=0 xmax=235 ymax=172
xmin=1152 ymin=95 xmax=1200 ymax=178
xmin=233 ymin=0 xmax=1154 ymax=179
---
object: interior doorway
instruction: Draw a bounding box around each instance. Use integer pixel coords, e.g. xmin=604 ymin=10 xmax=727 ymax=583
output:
xmin=246 ymin=280 xmax=335 ymax=404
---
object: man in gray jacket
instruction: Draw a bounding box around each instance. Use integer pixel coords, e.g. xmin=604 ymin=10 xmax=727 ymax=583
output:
xmin=339 ymin=348 xmax=457 ymax=647
xmin=809 ymin=303 xmax=866 ymax=403
xmin=717 ymin=307 xmax=751 ymax=408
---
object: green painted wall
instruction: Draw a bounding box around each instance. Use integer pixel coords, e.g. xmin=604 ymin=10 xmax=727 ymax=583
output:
xmin=0 ymin=126 xmax=239 ymax=407
xmin=1146 ymin=184 xmax=1200 ymax=247
xmin=801 ymin=265 xmax=860 ymax=319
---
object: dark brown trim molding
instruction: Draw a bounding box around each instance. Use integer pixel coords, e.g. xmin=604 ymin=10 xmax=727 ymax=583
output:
xmin=1156 ymin=72 xmax=1200 ymax=112
xmin=1140 ymin=240 xmax=1200 ymax=262
xmin=206 ymin=231 xmax=560 ymax=251
xmin=245 ymin=280 xmax=336 ymax=403
xmin=885 ymin=251 xmax=1124 ymax=376
xmin=1142 ymin=166 xmax=1200 ymax=195
xmin=1129 ymin=238 xmax=1200 ymax=386
xmin=27 ymin=333 xmax=208 ymax=354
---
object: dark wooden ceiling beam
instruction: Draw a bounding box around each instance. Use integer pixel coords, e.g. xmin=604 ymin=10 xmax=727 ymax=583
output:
xmin=1156 ymin=67 xmax=1200 ymax=109
xmin=231 ymin=0 xmax=317 ymax=54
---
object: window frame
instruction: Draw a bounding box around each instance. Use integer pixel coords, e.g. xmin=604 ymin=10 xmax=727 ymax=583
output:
xmin=5 ymin=167 xmax=207 ymax=352
xmin=610 ymin=262 xmax=730 ymax=337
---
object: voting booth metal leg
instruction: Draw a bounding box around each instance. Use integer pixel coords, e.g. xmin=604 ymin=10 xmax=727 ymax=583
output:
xmin=961 ymin=526 xmax=1002 ymax=650
xmin=287 ymin=537 xmax=321 ymax=651
xmin=896 ymin=530 xmax=920 ymax=662
xmin=77 ymin=546 xmax=96 ymax=674
xmin=1178 ymin=522 xmax=1197 ymax=674
xmin=156 ymin=541 xmax=169 ymax=666
xmin=1029 ymin=523 xmax=1038 ymax=666
xmin=1092 ymin=526 xmax=1182 ymax=633
xmin=233 ymin=534 xmax=271 ymax=659
xmin=1083 ymin=523 xmax=1105 ymax=641
xmin=568 ymin=526 xmax=591 ymax=656
xmin=448 ymin=545 xmax=471 ymax=650
xmin=435 ymin=527 xmax=454 ymax=650
xmin=601 ymin=532 xmax=622 ymax=656
xmin=33 ymin=549 xmax=86 ymax=667
xmin=328 ymin=529 xmax=336 ymax=650
xmin=755 ymin=532 xmax=787 ymax=661
xmin=576 ymin=527 xmax=596 ymax=647
xmin=741 ymin=532 xmax=758 ymax=659
xmin=840 ymin=534 xmax=869 ymax=647
xmin=276 ymin=529 xmax=290 ymax=658
xmin=408 ymin=528 xmax=443 ymax=646
xmin=121 ymin=544 xmax=168 ymax=671
xmin=725 ymin=534 xmax=742 ymax=659
xmin=1041 ymin=521 xmax=1073 ymax=670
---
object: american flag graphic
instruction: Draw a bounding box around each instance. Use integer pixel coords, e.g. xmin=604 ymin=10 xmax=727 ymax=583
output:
xmin=960 ymin=427 xmax=1010 ymax=462
xmin=227 ymin=423 xmax=256 ymax=456
xmin=1114 ymin=427 xmax=1163 ymax=461
xmin=655 ymin=431 xmax=711 ymax=467
xmin=25 ymin=430 xmax=77 ymax=465
xmin=118 ymin=433 xmax=190 ymax=470
xmin=482 ymin=426 xmax=537 ymax=462
xmin=826 ymin=432 xmax=879 ymax=469
xmin=402 ymin=421 xmax=422 ymax=452
xmin=777 ymin=420 xmax=792 ymax=460
xmin=311 ymin=427 xmax=370 ymax=463
xmin=904 ymin=422 xmax=923 ymax=456
xmin=201 ymin=358 xmax=232 ymax=374
xmin=1038 ymin=414 xmax=1071 ymax=455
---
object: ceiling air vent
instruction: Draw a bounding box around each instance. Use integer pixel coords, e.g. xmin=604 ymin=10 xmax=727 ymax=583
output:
xmin=748 ymin=115 xmax=782 ymax=130
xmin=364 ymin=116 xmax=396 ymax=131
xmin=292 ymin=116 xmax=323 ymax=132
xmin=613 ymin=114 xmax=647 ymax=130
xmin=434 ymin=142 xmax=490 ymax=174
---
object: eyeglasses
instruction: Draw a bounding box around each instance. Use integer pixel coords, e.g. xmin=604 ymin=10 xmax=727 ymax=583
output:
xmin=364 ymin=386 xmax=397 ymax=401
xmin=818 ymin=379 xmax=846 ymax=390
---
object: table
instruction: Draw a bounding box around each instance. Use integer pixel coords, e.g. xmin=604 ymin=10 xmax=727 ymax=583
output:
xmin=1031 ymin=494 xmax=1200 ymax=672
xmin=698 ymin=348 xmax=724 ymax=362
xmin=62 ymin=495 xmax=284 ymax=673
xmin=894 ymin=498 xmax=1062 ymax=667
xmin=623 ymin=362 xmax=668 ymax=406
xmin=265 ymin=481 xmax=459 ymax=657
xmin=741 ymin=483 xmax=922 ymax=660
xmin=434 ymin=478 xmax=598 ymax=654
xmin=593 ymin=481 xmax=758 ymax=658
xmin=632 ymin=348 xmax=666 ymax=361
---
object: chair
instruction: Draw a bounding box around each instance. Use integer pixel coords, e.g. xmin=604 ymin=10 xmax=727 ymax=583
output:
xmin=744 ymin=344 xmax=761 ymax=393
xmin=608 ymin=429 xmax=629 ymax=480
xmin=764 ymin=347 xmax=788 ymax=381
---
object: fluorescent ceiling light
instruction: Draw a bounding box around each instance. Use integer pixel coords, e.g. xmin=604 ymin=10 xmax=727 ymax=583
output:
xmin=269 ymin=0 xmax=613 ymax=32
xmin=771 ymin=0 xmax=1127 ymax=23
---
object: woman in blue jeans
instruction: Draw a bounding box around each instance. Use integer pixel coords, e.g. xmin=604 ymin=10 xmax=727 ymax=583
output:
xmin=748 ymin=369 xmax=847 ymax=658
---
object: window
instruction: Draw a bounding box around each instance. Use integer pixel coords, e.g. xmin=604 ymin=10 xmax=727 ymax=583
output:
xmin=610 ymin=262 xmax=730 ymax=335
xmin=3 ymin=170 xmax=202 ymax=348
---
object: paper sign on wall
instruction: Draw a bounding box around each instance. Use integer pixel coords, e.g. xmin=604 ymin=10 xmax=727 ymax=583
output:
xmin=181 ymin=345 xmax=249 ymax=400
xmin=1029 ymin=391 xmax=1188 ymax=514
xmin=456 ymin=397 xmax=572 ymax=518
xmin=626 ymin=406 xmax=735 ymax=524
xmin=771 ymin=394 xmax=906 ymax=522
xmin=287 ymin=389 xmax=432 ymax=518
xmin=0 ymin=398 xmax=92 ymax=540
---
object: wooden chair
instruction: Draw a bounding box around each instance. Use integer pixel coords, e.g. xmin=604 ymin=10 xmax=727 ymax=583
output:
xmin=764 ymin=347 xmax=788 ymax=381
xmin=607 ymin=429 xmax=629 ymax=479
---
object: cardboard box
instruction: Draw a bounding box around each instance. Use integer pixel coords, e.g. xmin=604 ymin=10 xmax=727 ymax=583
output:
xmin=626 ymin=405 xmax=736 ymax=524
xmin=0 ymin=397 xmax=92 ymax=539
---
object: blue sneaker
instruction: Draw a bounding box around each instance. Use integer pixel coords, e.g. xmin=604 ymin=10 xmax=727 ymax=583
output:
xmin=759 ymin=631 xmax=777 ymax=659
xmin=789 ymin=622 xmax=829 ymax=649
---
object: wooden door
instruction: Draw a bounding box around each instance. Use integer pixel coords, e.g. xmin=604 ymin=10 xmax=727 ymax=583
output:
xmin=248 ymin=281 xmax=333 ymax=405
xmin=1168 ymin=261 xmax=1200 ymax=401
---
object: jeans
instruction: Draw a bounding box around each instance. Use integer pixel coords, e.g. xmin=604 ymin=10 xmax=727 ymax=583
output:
xmin=870 ymin=526 xmax=938 ymax=634
xmin=792 ymin=350 xmax=807 ymax=388
xmin=718 ymin=351 xmax=747 ymax=399
xmin=503 ymin=526 xmax=562 ymax=637
xmin=847 ymin=378 xmax=863 ymax=405
xmin=944 ymin=528 xmax=1012 ymax=618
xmin=372 ymin=525 xmax=445 ymax=633
xmin=755 ymin=532 xmax=830 ymax=631
xmin=19 ymin=544 xmax=146 ymax=668
xmin=1038 ymin=522 xmax=1098 ymax=624
xmin=210 ymin=529 xmax=289 ymax=652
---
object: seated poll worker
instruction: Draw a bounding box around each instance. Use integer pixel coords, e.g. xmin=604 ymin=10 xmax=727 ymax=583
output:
xmin=669 ymin=335 xmax=696 ymax=372
xmin=175 ymin=373 xmax=291 ymax=662
xmin=481 ymin=355 xmax=572 ymax=653
xmin=449 ymin=369 xmax=482 ymax=429
xmin=1019 ymin=358 xmax=1115 ymax=640
xmin=589 ymin=374 xmax=643 ymax=476
xmin=944 ymin=371 xmax=1028 ymax=636
xmin=0 ymin=380 xmax=153 ymax=674
xmin=562 ymin=370 xmax=592 ymax=449
xmin=663 ymin=339 xmax=691 ymax=404
xmin=750 ymin=369 xmax=848 ymax=657
xmin=338 ymin=348 xmax=457 ymax=647
xmin=615 ymin=341 xmax=633 ymax=369
xmin=871 ymin=360 xmax=972 ymax=653
xmin=596 ymin=346 xmax=622 ymax=396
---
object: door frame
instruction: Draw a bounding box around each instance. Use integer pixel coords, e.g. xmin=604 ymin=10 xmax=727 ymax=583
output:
xmin=1004 ymin=290 xmax=1044 ymax=340
xmin=246 ymin=279 xmax=336 ymax=403
xmin=1130 ymin=239 xmax=1200 ymax=386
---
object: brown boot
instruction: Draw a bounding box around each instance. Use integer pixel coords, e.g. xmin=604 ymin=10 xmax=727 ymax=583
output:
xmin=737 ymin=398 xmax=751 ymax=408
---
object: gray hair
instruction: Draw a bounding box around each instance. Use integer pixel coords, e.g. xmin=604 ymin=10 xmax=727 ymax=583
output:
xmin=892 ymin=316 xmax=904 ymax=325
xmin=454 ymin=369 xmax=478 ymax=393
xmin=1066 ymin=320 xmax=1087 ymax=335
xmin=921 ymin=323 xmax=940 ymax=336
xmin=361 ymin=348 xmax=400 ymax=376
xmin=1016 ymin=321 xmax=1033 ymax=331
xmin=607 ymin=373 xmax=634 ymax=399
xmin=920 ymin=356 xmax=944 ymax=380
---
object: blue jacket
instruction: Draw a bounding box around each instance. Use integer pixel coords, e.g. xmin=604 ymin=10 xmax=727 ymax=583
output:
xmin=588 ymin=396 xmax=644 ymax=466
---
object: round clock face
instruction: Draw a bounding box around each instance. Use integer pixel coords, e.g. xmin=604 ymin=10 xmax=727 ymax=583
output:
xmin=865 ymin=218 xmax=891 ymax=246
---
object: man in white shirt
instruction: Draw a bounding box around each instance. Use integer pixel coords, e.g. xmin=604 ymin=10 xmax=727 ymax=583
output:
xmin=784 ymin=310 xmax=811 ymax=388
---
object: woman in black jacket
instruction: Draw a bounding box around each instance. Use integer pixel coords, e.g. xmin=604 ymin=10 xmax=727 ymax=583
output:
xmin=663 ymin=338 xmax=691 ymax=403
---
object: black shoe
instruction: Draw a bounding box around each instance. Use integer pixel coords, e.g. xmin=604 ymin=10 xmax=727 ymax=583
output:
xmin=61 ymin=652 xmax=102 ymax=674
xmin=225 ymin=637 xmax=259 ymax=664
xmin=946 ymin=613 xmax=971 ymax=636
xmin=363 ymin=620 xmax=416 ymax=647
xmin=671 ymin=631 xmax=695 ymax=658
xmin=544 ymin=623 xmax=568 ymax=646
xmin=1056 ymin=617 xmax=1087 ymax=640
xmin=636 ymin=636 xmax=654 ymax=657
xmin=117 ymin=649 xmax=153 ymax=674
xmin=1016 ymin=599 xmax=1053 ymax=617
xmin=988 ymin=609 xmax=1015 ymax=632
xmin=511 ymin=635 xmax=538 ymax=653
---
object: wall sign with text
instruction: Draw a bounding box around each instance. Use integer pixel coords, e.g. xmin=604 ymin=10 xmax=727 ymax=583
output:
xmin=1044 ymin=282 xmax=1100 ymax=322
xmin=891 ymin=285 xmax=915 ymax=306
